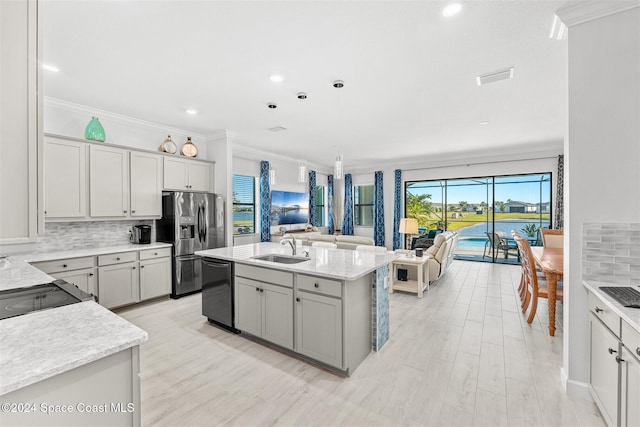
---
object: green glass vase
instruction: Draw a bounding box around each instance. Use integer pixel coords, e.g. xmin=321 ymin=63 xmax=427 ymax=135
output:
xmin=85 ymin=116 xmax=105 ymax=142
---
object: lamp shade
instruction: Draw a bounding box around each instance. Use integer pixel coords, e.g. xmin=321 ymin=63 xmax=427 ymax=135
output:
xmin=399 ymin=218 xmax=418 ymax=234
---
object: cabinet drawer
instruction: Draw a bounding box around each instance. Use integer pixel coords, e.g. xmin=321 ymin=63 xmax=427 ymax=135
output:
xmin=589 ymin=292 xmax=621 ymax=337
xmin=32 ymin=256 xmax=95 ymax=274
xmin=98 ymin=251 xmax=138 ymax=266
xmin=139 ymin=247 xmax=171 ymax=260
xmin=236 ymin=264 xmax=293 ymax=288
xmin=622 ymin=319 xmax=640 ymax=359
xmin=297 ymin=274 xmax=342 ymax=298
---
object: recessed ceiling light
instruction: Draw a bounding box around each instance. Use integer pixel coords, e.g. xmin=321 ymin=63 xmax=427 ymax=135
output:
xmin=442 ymin=3 xmax=462 ymax=17
xmin=267 ymin=103 xmax=277 ymax=109
xmin=268 ymin=126 xmax=287 ymax=132
xmin=185 ymin=109 xmax=198 ymax=115
xmin=297 ymin=92 xmax=308 ymax=100
xmin=43 ymin=64 xmax=60 ymax=72
xmin=270 ymin=75 xmax=284 ymax=83
xmin=480 ymin=121 xmax=489 ymax=125
xmin=333 ymin=80 xmax=344 ymax=88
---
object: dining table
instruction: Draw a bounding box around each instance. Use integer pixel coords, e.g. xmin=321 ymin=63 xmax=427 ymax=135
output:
xmin=530 ymin=246 xmax=564 ymax=336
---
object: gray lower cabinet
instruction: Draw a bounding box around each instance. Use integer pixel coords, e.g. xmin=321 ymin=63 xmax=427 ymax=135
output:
xmin=99 ymin=261 xmax=140 ymax=309
xmin=1 ymin=347 xmax=141 ymax=427
xmin=139 ymin=254 xmax=171 ymax=300
xmin=235 ymin=274 xmax=294 ymax=350
xmin=31 ymin=256 xmax=97 ymax=297
xmin=588 ymin=291 xmax=640 ymax=427
xmin=295 ymin=290 xmax=342 ymax=368
xmin=54 ymin=267 xmax=97 ymax=297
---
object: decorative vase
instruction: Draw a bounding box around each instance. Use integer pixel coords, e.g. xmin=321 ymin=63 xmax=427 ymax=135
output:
xmin=85 ymin=116 xmax=105 ymax=142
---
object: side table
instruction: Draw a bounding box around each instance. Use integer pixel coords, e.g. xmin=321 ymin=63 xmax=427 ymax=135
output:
xmin=390 ymin=254 xmax=430 ymax=298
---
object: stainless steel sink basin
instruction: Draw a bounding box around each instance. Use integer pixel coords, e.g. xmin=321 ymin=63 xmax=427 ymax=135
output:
xmin=251 ymin=254 xmax=310 ymax=264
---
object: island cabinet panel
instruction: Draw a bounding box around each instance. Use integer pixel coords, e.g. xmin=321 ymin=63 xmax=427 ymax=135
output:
xmin=236 ymin=264 xmax=293 ymax=288
xmin=1 ymin=347 xmax=141 ymax=427
xmin=235 ymin=277 xmax=262 ymax=337
xmin=235 ymin=276 xmax=294 ymax=350
xmin=295 ymin=291 xmax=343 ymax=368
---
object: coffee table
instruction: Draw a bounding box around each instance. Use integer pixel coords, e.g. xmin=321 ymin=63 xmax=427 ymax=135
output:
xmin=390 ymin=254 xmax=430 ymax=298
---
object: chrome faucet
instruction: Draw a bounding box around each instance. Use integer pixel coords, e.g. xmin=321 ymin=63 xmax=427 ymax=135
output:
xmin=281 ymin=236 xmax=296 ymax=255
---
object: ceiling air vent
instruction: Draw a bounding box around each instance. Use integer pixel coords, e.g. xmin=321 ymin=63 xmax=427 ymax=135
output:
xmin=268 ymin=126 xmax=287 ymax=132
xmin=476 ymin=67 xmax=514 ymax=86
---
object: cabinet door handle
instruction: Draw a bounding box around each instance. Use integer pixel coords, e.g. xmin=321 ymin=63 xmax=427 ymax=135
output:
xmin=89 ymin=273 xmax=94 ymax=277
xmin=154 ymin=252 xmax=158 ymax=255
xmin=63 ymin=264 xmax=68 ymax=268
xmin=132 ymin=266 xmax=136 ymax=270
xmin=314 ymin=283 xmax=319 ymax=288
xmin=636 ymin=347 xmax=640 ymax=357
xmin=595 ymin=307 xmax=603 ymax=313
xmin=124 ymin=210 xmax=127 ymax=213
xmin=608 ymin=347 xmax=617 ymax=354
xmin=256 ymin=287 xmax=260 ymax=292
xmin=296 ymin=297 xmax=300 ymax=302
xmin=132 ymin=210 xmax=136 ymax=213
xmin=116 ymin=257 xmax=121 ymax=261
xmin=260 ymin=288 xmax=264 ymax=293
xmin=141 ymin=265 xmax=145 ymax=269
xmin=616 ymin=356 xmax=624 ymax=363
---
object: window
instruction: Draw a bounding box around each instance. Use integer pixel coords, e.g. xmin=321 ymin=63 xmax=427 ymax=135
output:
xmin=232 ymin=175 xmax=255 ymax=235
xmin=314 ymin=186 xmax=325 ymax=227
xmin=354 ymin=185 xmax=374 ymax=226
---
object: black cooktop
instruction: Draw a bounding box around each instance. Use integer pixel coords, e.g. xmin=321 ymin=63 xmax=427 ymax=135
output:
xmin=0 ymin=280 xmax=94 ymax=320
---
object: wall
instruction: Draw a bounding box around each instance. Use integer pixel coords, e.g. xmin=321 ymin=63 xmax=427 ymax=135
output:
xmin=559 ymin=3 xmax=640 ymax=397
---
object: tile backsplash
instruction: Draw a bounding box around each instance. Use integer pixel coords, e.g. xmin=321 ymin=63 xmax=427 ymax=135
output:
xmin=582 ymin=223 xmax=640 ymax=285
xmin=35 ymin=220 xmax=155 ymax=253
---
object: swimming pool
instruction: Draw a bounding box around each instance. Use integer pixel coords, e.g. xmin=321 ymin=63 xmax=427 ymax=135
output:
xmin=455 ymin=237 xmax=488 ymax=248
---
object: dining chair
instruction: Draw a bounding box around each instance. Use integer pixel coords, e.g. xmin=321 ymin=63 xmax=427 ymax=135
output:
xmin=515 ymin=236 xmax=563 ymax=324
xmin=312 ymin=241 xmax=337 ymax=248
xmin=484 ymin=231 xmax=520 ymax=260
xmin=541 ymin=228 xmax=564 ymax=248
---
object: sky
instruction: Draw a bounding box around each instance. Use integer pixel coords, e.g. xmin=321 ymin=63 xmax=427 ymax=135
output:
xmin=407 ymin=174 xmax=552 ymax=205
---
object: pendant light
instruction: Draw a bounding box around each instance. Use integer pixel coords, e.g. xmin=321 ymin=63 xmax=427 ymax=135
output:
xmin=333 ymin=80 xmax=345 ymax=180
xmin=269 ymin=163 xmax=277 ymax=185
xmin=334 ymin=154 xmax=344 ymax=180
xmin=298 ymin=160 xmax=307 ymax=183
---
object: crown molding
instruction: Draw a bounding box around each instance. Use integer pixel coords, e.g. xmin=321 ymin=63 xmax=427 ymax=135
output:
xmin=232 ymin=143 xmax=331 ymax=173
xmin=44 ymin=97 xmax=208 ymax=140
xmin=557 ymin=0 xmax=639 ymax=27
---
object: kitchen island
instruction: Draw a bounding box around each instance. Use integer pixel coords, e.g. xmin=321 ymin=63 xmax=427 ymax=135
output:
xmin=0 ymin=253 xmax=148 ymax=426
xmin=196 ymin=242 xmax=397 ymax=375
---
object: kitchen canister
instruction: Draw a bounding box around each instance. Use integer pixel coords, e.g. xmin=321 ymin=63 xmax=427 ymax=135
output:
xmin=85 ymin=116 xmax=106 ymax=142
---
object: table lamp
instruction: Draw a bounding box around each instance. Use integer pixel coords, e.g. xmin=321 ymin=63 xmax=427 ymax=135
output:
xmin=399 ymin=218 xmax=418 ymax=250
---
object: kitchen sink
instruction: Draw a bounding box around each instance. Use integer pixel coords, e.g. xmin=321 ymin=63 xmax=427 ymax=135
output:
xmin=251 ymin=254 xmax=310 ymax=264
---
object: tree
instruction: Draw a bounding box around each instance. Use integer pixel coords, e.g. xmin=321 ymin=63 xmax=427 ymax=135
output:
xmin=496 ymin=201 xmax=506 ymax=212
xmin=459 ymin=201 xmax=468 ymax=212
xmin=406 ymin=193 xmax=433 ymax=227
xmin=479 ymin=201 xmax=487 ymax=212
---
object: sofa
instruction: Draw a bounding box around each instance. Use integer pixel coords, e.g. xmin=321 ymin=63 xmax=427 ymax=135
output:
xmin=286 ymin=233 xmax=376 ymax=250
xmin=398 ymin=230 xmax=458 ymax=283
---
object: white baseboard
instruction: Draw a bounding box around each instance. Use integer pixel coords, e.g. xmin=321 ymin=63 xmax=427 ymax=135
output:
xmin=561 ymin=367 xmax=592 ymax=399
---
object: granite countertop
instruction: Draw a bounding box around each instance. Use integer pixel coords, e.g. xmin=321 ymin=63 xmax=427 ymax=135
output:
xmin=195 ymin=242 xmax=397 ymax=281
xmin=583 ymin=280 xmax=640 ymax=333
xmin=0 ymin=301 xmax=148 ymax=396
xmin=1 ymin=242 xmax=172 ymax=291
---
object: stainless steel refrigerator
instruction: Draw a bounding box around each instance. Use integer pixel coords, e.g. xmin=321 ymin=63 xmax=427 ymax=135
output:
xmin=156 ymin=192 xmax=225 ymax=298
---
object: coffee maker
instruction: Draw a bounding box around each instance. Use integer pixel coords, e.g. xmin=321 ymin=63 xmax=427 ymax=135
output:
xmin=130 ymin=224 xmax=151 ymax=244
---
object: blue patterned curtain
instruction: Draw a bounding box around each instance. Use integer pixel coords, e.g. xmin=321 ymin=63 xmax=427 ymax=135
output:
xmin=392 ymin=169 xmax=402 ymax=250
xmin=327 ymin=175 xmax=334 ymax=234
xmin=308 ymin=170 xmax=317 ymax=226
xmin=259 ymin=161 xmax=271 ymax=242
xmin=342 ymin=174 xmax=354 ymax=235
xmin=373 ymin=171 xmax=385 ymax=246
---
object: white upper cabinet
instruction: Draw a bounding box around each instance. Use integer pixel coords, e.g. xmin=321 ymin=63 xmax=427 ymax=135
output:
xmin=44 ymin=138 xmax=87 ymax=219
xmin=0 ymin=0 xmax=42 ymax=243
xmin=130 ymin=151 xmax=162 ymax=217
xmin=89 ymin=145 xmax=129 ymax=217
xmin=163 ymin=157 xmax=212 ymax=192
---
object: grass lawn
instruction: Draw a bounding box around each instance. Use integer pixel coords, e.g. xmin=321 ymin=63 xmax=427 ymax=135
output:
xmin=419 ymin=212 xmax=550 ymax=232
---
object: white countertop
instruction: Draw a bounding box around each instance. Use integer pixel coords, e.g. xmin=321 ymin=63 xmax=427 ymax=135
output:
xmin=583 ymin=280 xmax=640 ymax=333
xmin=0 ymin=243 xmax=160 ymax=395
xmin=0 ymin=300 xmax=147 ymax=396
xmin=195 ymin=242 xmax=397 ymax=281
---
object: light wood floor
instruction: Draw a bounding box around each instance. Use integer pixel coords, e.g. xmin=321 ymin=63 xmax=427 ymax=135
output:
xmin=118 ymin=260 xmax=605 ymax=427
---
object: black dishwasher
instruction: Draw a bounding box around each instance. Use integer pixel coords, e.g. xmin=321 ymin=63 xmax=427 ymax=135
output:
xmin=201 ymin=258 xmax=238 ymax=332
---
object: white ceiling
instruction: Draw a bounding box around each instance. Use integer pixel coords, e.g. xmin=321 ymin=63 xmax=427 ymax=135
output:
xmin=42 ymin=0 xmax=567 ymax=171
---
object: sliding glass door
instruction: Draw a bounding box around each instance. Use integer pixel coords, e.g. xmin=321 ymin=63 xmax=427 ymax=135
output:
xmin=405 ymin=172 xmax=552 ymax=264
